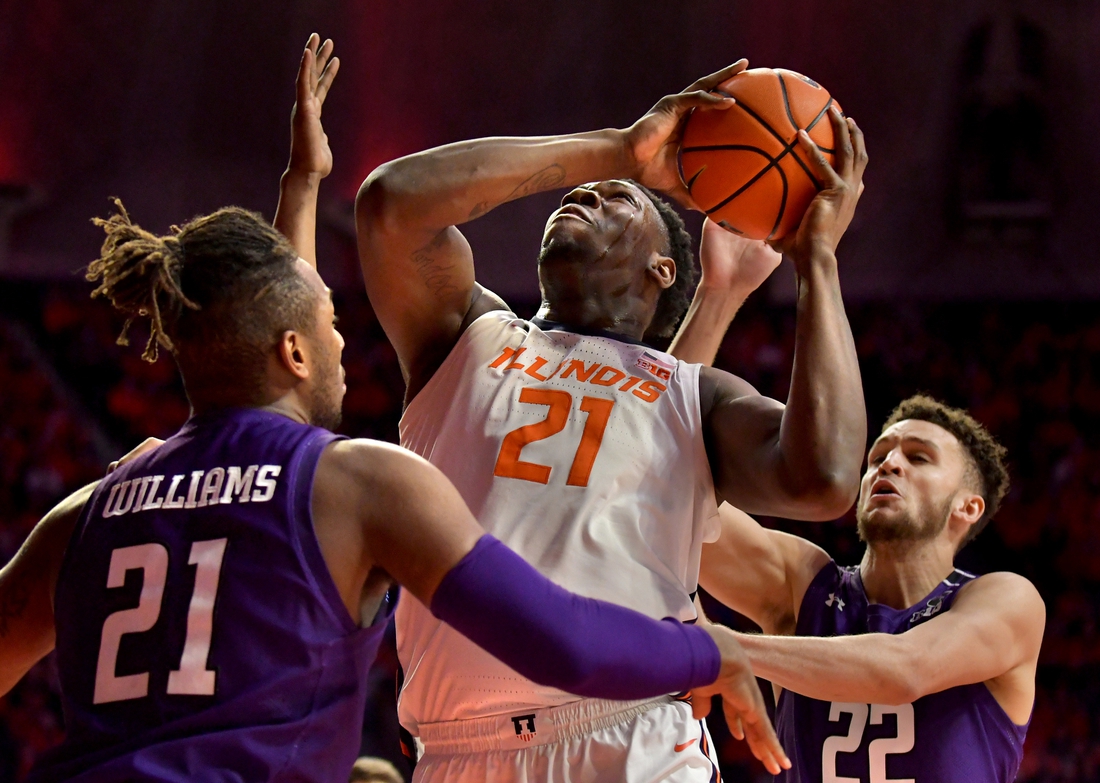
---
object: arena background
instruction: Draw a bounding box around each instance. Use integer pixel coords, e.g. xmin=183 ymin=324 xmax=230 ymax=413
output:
xmin=1 ymin=1 xmax=1098 ymax=780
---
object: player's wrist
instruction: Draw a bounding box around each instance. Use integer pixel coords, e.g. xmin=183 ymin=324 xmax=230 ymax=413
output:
xmin=792 ymin=247 xmax=839 ymax=282
xmin=282 ymin=165 xmax=324 ymax=189
xmin=695 ymin=275 xmax=755 ymax=311
xmin=608 ymin=126 xmax=648 ymax=182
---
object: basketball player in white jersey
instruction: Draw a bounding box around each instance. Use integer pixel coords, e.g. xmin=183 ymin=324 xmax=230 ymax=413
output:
xmin=355 ymin=60 xmax=869 ymax=782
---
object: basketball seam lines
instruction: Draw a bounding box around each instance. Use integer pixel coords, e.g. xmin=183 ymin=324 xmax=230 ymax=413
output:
xmin=683 ymin=83 xmax=837 ymax=236
xmin=778 ymin=73 xmax=799 ymax=132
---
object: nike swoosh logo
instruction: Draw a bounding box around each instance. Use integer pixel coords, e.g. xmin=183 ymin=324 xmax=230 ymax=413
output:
xmin=674 ymin=738 xmax=698 ymax=753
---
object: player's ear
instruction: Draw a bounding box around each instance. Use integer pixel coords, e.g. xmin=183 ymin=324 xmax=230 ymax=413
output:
xmin=956 ymin=492 xmax=985 ymax=527
xmin=276 ymin=330 xmax=311 ymax=381
xmin=647 ymin=252 xmax=676 ymax=291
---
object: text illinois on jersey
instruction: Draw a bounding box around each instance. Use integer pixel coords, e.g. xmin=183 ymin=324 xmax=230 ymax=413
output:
xmin=488 ymin=347 xmax=669 ymax=403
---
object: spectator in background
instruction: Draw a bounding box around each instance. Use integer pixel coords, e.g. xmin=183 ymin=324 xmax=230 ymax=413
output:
xmin=349 ymin=756 xmax=404 ymax=783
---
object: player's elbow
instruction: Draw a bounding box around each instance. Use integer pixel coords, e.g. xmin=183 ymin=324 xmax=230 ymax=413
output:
xmin=356 ymin=163 xmax=414 ymax=237
xmin=787 ymin=471 xmax=858 ymax=521
xmin=817 ymin=472 xmax=860 ymax=518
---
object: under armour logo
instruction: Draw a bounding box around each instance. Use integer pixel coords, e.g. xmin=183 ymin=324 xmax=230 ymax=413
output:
xmin=825 ymin=593 xmax=845 ymax=610
xmin=511 ymin=713 xmax=536 ymax=741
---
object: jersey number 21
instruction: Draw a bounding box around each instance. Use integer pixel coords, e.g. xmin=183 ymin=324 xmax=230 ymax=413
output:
xmin=93 ymin=539 xmax=227 ymax=704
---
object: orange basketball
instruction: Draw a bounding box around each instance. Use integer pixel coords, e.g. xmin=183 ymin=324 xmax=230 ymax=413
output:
xmin=678 ymin=68 xmax=841 ymax=240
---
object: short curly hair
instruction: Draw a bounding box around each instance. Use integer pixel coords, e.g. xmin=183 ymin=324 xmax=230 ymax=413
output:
xmin=631 ymin=182 xmax=697 ymax=340
xmin=882 ymin=394 xmax=1010 ymax=548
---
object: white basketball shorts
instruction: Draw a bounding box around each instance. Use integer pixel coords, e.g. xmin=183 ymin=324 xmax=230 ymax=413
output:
xmin=409 ymin=695 xmax=721 ymax=783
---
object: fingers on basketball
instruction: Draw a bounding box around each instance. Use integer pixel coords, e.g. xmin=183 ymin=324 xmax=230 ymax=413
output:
xmin=678 ymin=68 xmax=842 ymax=241
xmin=689 ymin=59 xmax=749 ymax=93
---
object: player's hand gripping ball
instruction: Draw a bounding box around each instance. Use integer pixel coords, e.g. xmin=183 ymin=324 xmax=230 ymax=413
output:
xmin=678 ymin=68 xmax=841 ymax=241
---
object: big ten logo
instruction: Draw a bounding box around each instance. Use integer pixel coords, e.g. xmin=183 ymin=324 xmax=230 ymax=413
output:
xmin=510 ymin=713 xmax=537 ymax=743
xmin=487 ymin=347 xmax=668 ymax=404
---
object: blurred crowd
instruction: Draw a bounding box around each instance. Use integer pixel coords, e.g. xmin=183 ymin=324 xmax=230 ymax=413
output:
xmin=1 ymin=280 xmax=1098 ymax=782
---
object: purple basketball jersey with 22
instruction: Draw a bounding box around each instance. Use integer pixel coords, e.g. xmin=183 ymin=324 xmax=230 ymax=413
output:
xmin=776 ymin=562 xmax=1028 ymax=783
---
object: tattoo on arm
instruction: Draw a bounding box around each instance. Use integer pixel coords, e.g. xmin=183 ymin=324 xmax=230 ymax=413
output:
xmin=468 ymin=164 xmax=566 ymax=219
xmin=0 ymin=573 xmax=30 ymax=639
xmin=411 ymin=232 xmax=460 ymax=296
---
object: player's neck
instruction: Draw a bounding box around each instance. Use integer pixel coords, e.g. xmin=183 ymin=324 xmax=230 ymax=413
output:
xmin=189 ymin=395 xmax=310 ymax=427
xmin=858 ymin=539 xmax=956 ymax=610
xmin=536 ymin=300 xmax=649 ymax=342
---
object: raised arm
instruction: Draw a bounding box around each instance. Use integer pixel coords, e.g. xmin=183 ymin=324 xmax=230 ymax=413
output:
xmin=0 ymin=484 xmax=93 ymax=695
xmin=315 ymin=438 xmax=789 ymax=773
xmin=700 ymin=504 xmax=831 ymax=634
xmin=699 ymin=108 xmax=868 ymax=520
xmin=353 ymin=62 xmax=748 ymax=395
xmin=668 ymin=218 xmax=781 ymax=365
xmin=735 ymin=572 xmax=1044 ymax=725
xmin=273 ymin=34 xmax=340 ymax=268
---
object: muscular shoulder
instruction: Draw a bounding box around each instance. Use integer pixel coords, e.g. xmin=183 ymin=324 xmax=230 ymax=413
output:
xmin=315 ymin=439 xmax=434 ymax=500
xmin=955 ymin=572 xmax=1045 ymax=627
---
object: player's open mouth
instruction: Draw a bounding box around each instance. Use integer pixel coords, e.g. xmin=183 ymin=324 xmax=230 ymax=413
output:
xmin=870 ymin=479 xmax=900 ymax=498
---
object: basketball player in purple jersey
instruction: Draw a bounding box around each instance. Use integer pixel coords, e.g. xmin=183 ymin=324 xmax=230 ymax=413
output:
xmin=670 ymin=238 xmax=1044 ymax=781
xmin=355 ymin=58 xmax=867 ymax=782
xmin=0 ymin=37 xmax=786 ymax=782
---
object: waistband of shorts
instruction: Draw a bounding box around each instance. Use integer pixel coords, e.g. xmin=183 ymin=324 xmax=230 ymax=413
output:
xmin=416 ymin=695 xmax=677 ymax=755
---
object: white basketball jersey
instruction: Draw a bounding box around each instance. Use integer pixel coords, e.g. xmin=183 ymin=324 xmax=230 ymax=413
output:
xmin=396 ymin=311 xmax=721 ymax=732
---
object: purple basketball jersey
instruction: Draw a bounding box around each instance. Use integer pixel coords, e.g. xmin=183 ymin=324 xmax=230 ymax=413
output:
xmin=776 ymin=562 xmax=1028 ymax=783
xmin=31 ymin=408 xmax=390 ymax=782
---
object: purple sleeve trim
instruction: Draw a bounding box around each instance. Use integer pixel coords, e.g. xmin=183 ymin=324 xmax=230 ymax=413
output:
xmin=430 ymin=535 xmax=721 ymax=700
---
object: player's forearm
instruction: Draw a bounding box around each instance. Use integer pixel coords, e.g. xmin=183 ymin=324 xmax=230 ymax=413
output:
xmin=274 ymin=169 xmax=322 ymax=268
xmin=738 ymin=630 xmax=919 ymax=705
xmin=432 ymin=536 xmax=721 ymax=699
xmin=668 ymin=282 xmax=749 ymax=365
xmin=778 ymin=251 xmax=865 ymax=516
xmin=358 ymin=129 xmax=631 ymax=233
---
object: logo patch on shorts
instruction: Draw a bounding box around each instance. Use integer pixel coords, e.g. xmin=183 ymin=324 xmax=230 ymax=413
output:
xmin=511 ymin=713 xmax=537 ymax=742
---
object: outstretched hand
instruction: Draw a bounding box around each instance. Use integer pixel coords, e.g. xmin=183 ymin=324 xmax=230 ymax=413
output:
xmin=623 ymin=61 xmax=748 ymax=210
xmin=768 ymin=107 xmax=867 ymax=266
xmin=700 ymin=217 xmax=783 ymax=299
xmin=288 ymin=33 xmax=340 ymax=180
xmin=692 ymin=621 xmax=791 ymax=775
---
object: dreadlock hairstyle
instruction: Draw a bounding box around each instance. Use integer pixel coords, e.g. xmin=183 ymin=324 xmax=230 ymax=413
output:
xmin=630 ymin=182 xmax=697 ymax=340
xmin=882 ymin=394 xmax=1010 ymax=548
xmin=87 ymin=199 xmax=317 ymax=406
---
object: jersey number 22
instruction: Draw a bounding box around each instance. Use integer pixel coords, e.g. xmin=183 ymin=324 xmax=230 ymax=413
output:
xmin=822 ymin=701 xmax=915 ymax=783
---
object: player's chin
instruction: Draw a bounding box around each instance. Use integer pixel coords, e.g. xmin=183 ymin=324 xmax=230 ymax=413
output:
xmin=856 ymin=507 xmax=906 ymax=540
xmin=538 ymin=228 xmax=594 ymax=265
